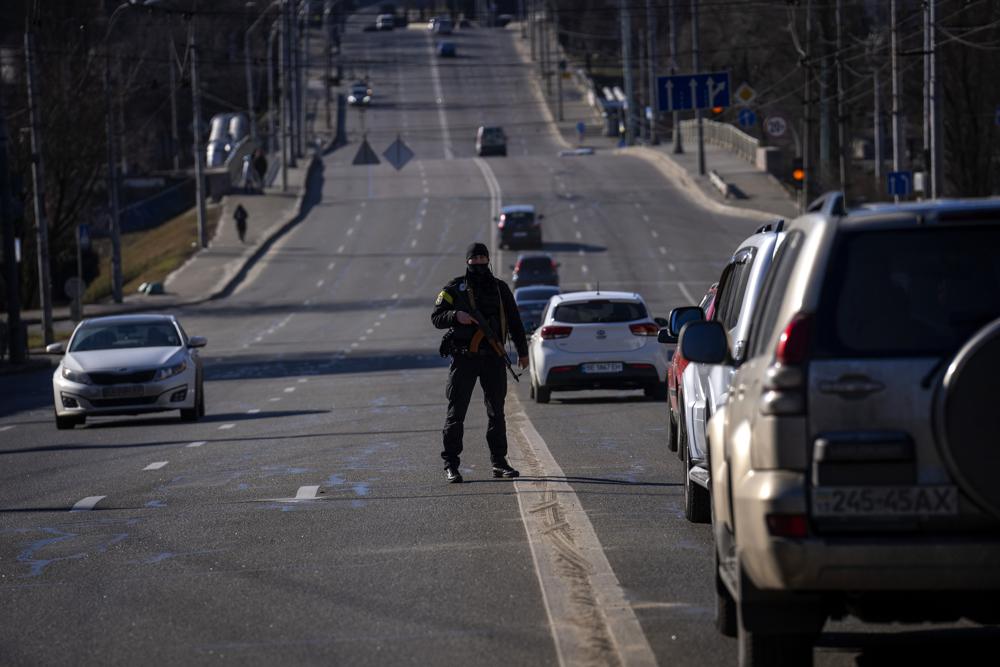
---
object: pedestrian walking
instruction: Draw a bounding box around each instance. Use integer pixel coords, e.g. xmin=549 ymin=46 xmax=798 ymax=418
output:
xmin=432 ymin=242 xmax=529 ymax=484
xmin=253 ymin=149 xmax=268 ymax=189
xmin=241 ymin=155 xmax=255 ymax=194
xmin=234 ymin=204 xmax=248 ymax=243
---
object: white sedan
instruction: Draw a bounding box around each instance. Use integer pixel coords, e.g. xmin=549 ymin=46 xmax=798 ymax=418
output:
xmin=527 ymin=291 xmax=669 ymax=403
xmin=48 ymin=314 xmax=206 ymax=429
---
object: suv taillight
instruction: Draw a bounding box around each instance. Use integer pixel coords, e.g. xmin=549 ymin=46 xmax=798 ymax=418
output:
xmin=540 ymin=325 xmax=572 ymax=339
xmin=761 ymin=313 xmax=812 ymax=417
xmin=629 ymin=322 xmax=659 ymax=336
xmin=497 ymin=216 xmax=505 ymax=230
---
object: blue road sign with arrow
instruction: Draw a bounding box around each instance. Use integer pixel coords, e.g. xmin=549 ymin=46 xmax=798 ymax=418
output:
xmin=738 ymin=108 xmax=756 ymax=128
xmin=657 ymin=71 xmax=731 ymax=112
xmin=887 ymin=171 xmax=913 ymax=197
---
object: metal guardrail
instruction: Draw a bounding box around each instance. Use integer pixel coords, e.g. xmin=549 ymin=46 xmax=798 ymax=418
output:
xmin=679 ymin=119 xmax=760 ymax=164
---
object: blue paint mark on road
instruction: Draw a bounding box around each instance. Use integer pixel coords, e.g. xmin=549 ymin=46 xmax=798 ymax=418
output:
xmin=324 ymin=474 xmax=346 ymax=486
xmin=15 ymin=528 xmax=81 ymax=577
xmin=352 ymin=483 xmax=370 ymax=497
xmin=145 ymin=500 xmax=166 ymax=508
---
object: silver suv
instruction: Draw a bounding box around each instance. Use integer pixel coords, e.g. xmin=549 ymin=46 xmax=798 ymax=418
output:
xmin=680 ymin=192 xmax=1000 ymax=666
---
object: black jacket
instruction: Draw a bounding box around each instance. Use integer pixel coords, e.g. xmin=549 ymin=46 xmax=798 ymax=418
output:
xmin=432 ymin=274 xmax=528 ymax=358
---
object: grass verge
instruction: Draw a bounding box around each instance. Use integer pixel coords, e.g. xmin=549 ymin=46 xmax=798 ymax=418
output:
xmin=84 ymin=204 xmax=221 ymax=303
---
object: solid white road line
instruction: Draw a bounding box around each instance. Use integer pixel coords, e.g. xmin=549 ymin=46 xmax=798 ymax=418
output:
xmin=509 ymin=395 xmax=657 ymax=667
xmin=247 ymin=409 xmax=261 ymax=414
xmin=316 ymin=279 xmax=325 ymax=288
xmin=474 ymin=158 xmax=502 ymax=260
xmin=678 ymin=282 xmax=697 ymax=304
xmin=143 ymin=461 xmax=168 ymax=471
xmin=427 ymin=34 xmax=454 ymax=159
xmin=218 ymin=423 xmax=236 ymax=430
xmin=71 ymin=496 xmax=106 ymax=512
xmin=186 ymin=441 xmax=207 ymax=448
xmin=295 ymin=485 xmax=320 ymax=500
xmin=0 ymin=425 xmax=13 ymax=432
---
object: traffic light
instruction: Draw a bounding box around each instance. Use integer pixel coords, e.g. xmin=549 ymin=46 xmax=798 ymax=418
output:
xmin=791 ymin=157 xmax=805 ymax=186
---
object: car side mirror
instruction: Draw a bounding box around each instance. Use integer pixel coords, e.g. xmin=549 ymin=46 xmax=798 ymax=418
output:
xmin=188 ymin=336 xmax=208 ymax=348
xmin=45 ymin=342 xmax=65 ymax=355
xmin=679 ymin=321 xmax=731 ymax=365
xmin=669 ymin=306 xmax=705 ymax=337
xmin=657 ymin=328 xmax=677 ymax=345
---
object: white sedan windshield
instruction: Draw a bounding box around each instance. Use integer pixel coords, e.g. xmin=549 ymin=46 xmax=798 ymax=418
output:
xmin=69 ymin=322 xmax=182 ymax=351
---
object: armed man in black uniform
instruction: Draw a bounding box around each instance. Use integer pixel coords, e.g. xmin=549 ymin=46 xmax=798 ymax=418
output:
xmin=432 ymin=242 xmax=529 ymax=483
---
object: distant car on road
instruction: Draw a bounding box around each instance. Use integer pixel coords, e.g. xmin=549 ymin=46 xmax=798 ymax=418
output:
xmin=476 ymin=125 xmax=507 ymax=156
xmin=348 ymin=81 xmax=372 ymax=106
xmin=527 ymin=291 xmax=669 ymax=403
xmin=511 ymin=253 xmax=559 ymax=290
xmin=48 ymin=314 xmax=207 ymax=429
xmin=514 ymin=285 xmax=561 ymax=334
xmin=375 ymin=14 xmax=395 ymax=30
xmin=437 ymin=41 xmax=456 ymax=57
xmin=429 ymin=16 xmax=453 ymax=34
xmin=496 ymin=204 xmax=543 ymax=249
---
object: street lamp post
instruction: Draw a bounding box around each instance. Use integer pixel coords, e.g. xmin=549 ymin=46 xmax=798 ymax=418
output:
xmin=245 ymin=2 xmax=280 ymax=145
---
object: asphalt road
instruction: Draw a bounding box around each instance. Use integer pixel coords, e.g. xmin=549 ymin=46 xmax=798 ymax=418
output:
xmin=1 ymin=13 xmax=995 ymax=667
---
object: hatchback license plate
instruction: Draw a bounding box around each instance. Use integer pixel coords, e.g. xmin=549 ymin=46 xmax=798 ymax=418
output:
xmin=513 ymin=231 xmax=527 ymax=237
xmin=812 ymin=486 xmax=958 ymax=517
xmin=102 ymin=385 xmax=144 ymax=399
xmin=581 ymin=362 xmax=623 ymax=374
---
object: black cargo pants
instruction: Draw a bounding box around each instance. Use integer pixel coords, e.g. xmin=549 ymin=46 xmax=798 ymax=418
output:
xmin=441 ymin=353 xmax=508 ymax=468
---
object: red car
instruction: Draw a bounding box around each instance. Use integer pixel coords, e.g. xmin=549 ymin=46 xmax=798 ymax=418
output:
xmin=665 ymin=284 xmax=716 ymax=454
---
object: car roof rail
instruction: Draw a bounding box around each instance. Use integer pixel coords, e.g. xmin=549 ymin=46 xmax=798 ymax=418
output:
xmin=805 ymin=191 xmax=847 ymax=217
xmin=754 ymin=218 xmax=785 ymax=235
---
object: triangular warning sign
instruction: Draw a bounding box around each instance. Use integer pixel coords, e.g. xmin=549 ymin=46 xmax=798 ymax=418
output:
xmin=382 ymin=135 xmax=414 ymax=171
xmin=352 ymin=137 xmax=380 ymax=166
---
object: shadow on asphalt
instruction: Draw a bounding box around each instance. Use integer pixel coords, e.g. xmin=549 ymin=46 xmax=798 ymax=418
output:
xmin=540 ymin=242 xmax=607 ymax=254
xmin=188 ymin=296 xmax=428 ymax=318
xmin=819 ymin=626 xmax=1000 ymax=664
xmin=204 ymin=349 xmax=446 ymax=381
xmin=463 ymin=476 xmax=679 ymax=488
xmin=79 ymin=410 xmax=329 ymax=430
xmin=548 ymin=395 xmax=660 ymax=405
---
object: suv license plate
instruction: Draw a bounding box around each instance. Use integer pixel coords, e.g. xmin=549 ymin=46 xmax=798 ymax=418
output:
xmin=102 ymin=385 xmax=145 ymax=399
xmin=513 ymin=231 xmax=527 ymax=237
xmin=812 ymin=486 xmax=958 ymax=517
xmin=581 ymin=362 xmax=623 ymax=374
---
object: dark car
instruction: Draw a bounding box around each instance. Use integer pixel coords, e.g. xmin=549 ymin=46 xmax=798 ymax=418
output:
xmin=437 ymin=41 xmax=456 ymax=57
xmin=496 ymin=204 xmax=542 ymax=249
xmin=511 ymin=254 xmax=559 ymax=291
xmin=514 ymin=285 xmax=560 ymax=333
xmin=663 ymin=284 xmax=715 ymax=454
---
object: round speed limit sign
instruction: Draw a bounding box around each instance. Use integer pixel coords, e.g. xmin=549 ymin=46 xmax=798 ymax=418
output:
xmin=764 ymin=115 xmax=788 ymax=138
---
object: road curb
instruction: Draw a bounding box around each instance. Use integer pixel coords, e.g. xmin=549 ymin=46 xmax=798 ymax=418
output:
xmin=621 ymin=146 xmax=784 ymax=223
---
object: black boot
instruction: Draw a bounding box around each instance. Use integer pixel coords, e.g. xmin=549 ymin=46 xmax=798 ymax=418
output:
xmin=492 ymin=460 xmax=520 ymax=478
xmin=445 ymin=465 xmax=463 ymax=483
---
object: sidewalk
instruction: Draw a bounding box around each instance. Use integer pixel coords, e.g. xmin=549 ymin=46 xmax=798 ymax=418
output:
xmin=511 ymin=26 xmax=798 ymax=222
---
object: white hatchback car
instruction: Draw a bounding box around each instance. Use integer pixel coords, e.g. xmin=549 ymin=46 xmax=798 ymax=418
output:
xmin=48 ymin=314 xmax=206 ymax=429
xmin=527 ymin=291 xmax=669 ymax=403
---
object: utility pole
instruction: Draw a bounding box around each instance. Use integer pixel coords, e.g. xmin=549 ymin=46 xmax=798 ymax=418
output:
xmin=800 ymin=0 xmax=812 ymax=212
xmin=286 ymin=1 xmax=297 ymax=168
xmin=300 ymin=8 xmax=308 ymax=154
xmin=325 ymin=0 xmax=333 ymax=132
xmin=692 ymin=0 xmax=704 ymax=174
xmin=554 ymin=6 xmax=563 ymax=121
xmin=836 ymin=0 xmax=847 ymax=195
xmin=669 ymin=0 xmax=681 ymax=153
xmin=529 ymin=0 xmax=536 ymax=62
xmin=1 ymin=77 xmax=26 ymax=363
xmin=189 ymin=24 xmax=208 ymax=249
xmin=646 ymin=0 xmax=658 ymax=145
xmin=104 ymin=53 xmax=123 ymax=303
xmin=280 ymin=0 xmax=290 ymax=188
xmin=168 ymin=39 xmax=180 ymax=171
xmin=542 ymin=3 xmax=551 ymax=97
xmin=245 ymin=23 xmax=257 ymax=144
xmin=24 ymin=29 xmax=53 ymax=345
xmin=929 ymin=0 xmax=941 ymax=197
xmin=620 ymin=0 xmax=636 ymax=145
xmin=890 ymin=0 xmax=901 ymax=201
xmin=268 ymin=20 xmax=279 ymax=155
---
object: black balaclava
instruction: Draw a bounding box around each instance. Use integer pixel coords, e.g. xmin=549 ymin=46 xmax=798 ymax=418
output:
xmin=465 ymin=242 xmax=492 ymax=280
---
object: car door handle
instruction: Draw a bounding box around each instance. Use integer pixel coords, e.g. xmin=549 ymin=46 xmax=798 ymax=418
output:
xmin=818 ymin=376 xmax=885 ymax=398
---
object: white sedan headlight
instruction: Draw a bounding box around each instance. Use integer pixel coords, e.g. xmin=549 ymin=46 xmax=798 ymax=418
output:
xmin=61 ymin=367 xmax=92 ymax=385
xmin=154 ymin=360 xmax=187 ymax=381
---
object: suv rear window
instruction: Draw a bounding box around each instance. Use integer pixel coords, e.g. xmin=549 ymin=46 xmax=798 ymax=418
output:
xmin=518 ymin=257 xmax=550 ymax=272
xmin=553 ymin=300 xmax=647 ymax=324
xmin=817 ymin=227 xmax=1000 ymax=357
xmin=503 ymin=211 xmax=534 ymax=226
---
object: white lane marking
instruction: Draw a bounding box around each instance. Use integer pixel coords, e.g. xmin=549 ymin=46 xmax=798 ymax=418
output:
xmin=359 ymin=336 xmax=367 ymax=342
xmin=678 ymin=282 xmax=697 ymax=303
xmin=354 ymin=213 xmax=362 ymax=222
xmin=337 ymin=244 xmax=345 ymax=253
xmin=298 ymin=378 xmax=308 ymax=383
xmin=379 ymin=313 xmax=387 ymax=319
xmin=346 ymin=228 xmax=355 ymax=236
xmin=634 ymin=202 xmax=642 ymax=209
xmin=474 ymin=158 xmax=502 ymax=260
xmin=585 ymin=282 xmax=593 ymax=290
xmin=642 ymin=214 xmax=650 ymax=222
xmin=509 ymin=396 xmax=658 ymax=667
xmin=398 ymin=273 xmax=406 ymax=282
xmin=255 ymin=336 xmax=264 ymax=343
xmin=366 ymin=329 xmax=374 ymax=335
xmin=295 ymin=485 xmax=320 ymax=500
xmin=186 ymin=440 xmax=207 ymax=448
xmin=71 ymin=496 xmax=106 ymax=512
xmin=575 ymin=230 xmax=582 ymax=240
xmin=650 ymin=229 xmax=659 ymax=238
xmin=218 ymin=423 xmax=236 ymax=430
xmin=360 ymin=201 xmax=367 ymax=208
xmin=569 ymin=202 xmax=576 ymax=210
xmin=327 ymin=261 xmax=336 ymax=270
xmin=404 ymin=257 xmax=413 ymax=266
xmin=373 ymin=321 xmax=381 ymax=327
xmin=668 ymin=263 xmax=676 ymax=272
xmin=269 ymin=397 xmax=282 ymax=402
xmin=427 ymin=35 xmax=453 ymax=159
xmin=572 ymin=215 xmax=579 ymax=224
xmin=247 ymin=409 xmax=261 ymax=414
xmin=577 ymin=249 xmax=585 ymax=256
xmin=410 ymin=239 xmax=418 ymax=248
xmin=143 ymin=461 xmax=168 ymax=471
xmin=0 ymin=425 xmax=13 ymax=432
xmin=304 ymin=299 xmax=312 ymax=306
xmin=391 ymin=293 xmax=399 ymax=299
xmin=659 ymin=246 xmax=667 ymax=255
xmin=423 ymin=186 xmax=430 ymax=194
xmin=350 ymin=342 xmax=359 ymax=348
xmin=316 ymin=279 xmax=325 ymax=288
xmin=416 ymin=222 xmax=423 ymax=231
xmin=581 ymin=265 xmax=589 ymax=274
xmin=283 ymin=387 xmax=296 ymax=393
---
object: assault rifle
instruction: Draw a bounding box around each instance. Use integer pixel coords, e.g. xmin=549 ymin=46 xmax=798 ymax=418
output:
xmin=463 ymin=301 xmax=521 ymax=383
